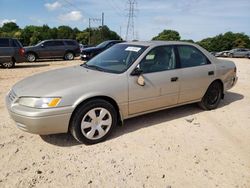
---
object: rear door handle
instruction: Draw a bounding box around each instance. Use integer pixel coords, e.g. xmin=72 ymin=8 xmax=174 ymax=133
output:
xmin=171 ymin=77 xmax=178 ymax=82
xmin=208 ymin=71 xmax=214 ymax=76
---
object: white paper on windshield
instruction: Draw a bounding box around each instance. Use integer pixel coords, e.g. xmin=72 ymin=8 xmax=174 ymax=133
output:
xmin=125 ymin=47 xmax=141 ymax=52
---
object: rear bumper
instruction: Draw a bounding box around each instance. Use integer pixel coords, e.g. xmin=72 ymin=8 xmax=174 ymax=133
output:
xmin=224 ymin=75 xmax=238 ymax=91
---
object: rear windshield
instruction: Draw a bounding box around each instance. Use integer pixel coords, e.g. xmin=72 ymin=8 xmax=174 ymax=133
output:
xmin=12 ymin=39 xmax=23 ymax=48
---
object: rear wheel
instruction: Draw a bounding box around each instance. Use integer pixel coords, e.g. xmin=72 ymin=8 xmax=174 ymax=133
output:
xmin=1 ymin=60 xmax=15 ymax=68
xmin=64 ymin=52 xmax=74 ymax=60
xmin=229 ymin=53 xmax=233 ymax=58
xmin=199 ymin=81 xmax=222 ymax=110
xmin=70 ymin=99 xmax=117 ymax=144
xmin=27 ymin=53 xmax=36 ymax=62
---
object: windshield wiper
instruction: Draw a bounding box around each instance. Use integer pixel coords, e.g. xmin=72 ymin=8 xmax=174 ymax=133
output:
xmin=81 ymin=64 xmax=105 ymax=72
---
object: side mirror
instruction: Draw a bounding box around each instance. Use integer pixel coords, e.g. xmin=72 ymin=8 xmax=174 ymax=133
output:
xmin=131 ymin=67 xmax=145 ymax=86
xmin=131 ymin=67 xmax=143 ymax=76
xmin=137 ymin=75 xmax=145 ymax=86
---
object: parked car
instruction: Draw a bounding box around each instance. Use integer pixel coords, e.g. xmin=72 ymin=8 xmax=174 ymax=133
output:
xmin=25 ymin=39 xmax=80 ymax=62
xmin=79 ymin=44 xmax=92 ymax=53
xmin=214 ymin=51 xmax=229 ymax=57
xmin=80 ymin=40 xmax=124 ymax=61
xmin=6 ymin=41 xmax=237 ymax=144
xmin=228 ymin=48 xmax=250 ymax=58
xmin=0 ymin=38 xmax=26 ymax=68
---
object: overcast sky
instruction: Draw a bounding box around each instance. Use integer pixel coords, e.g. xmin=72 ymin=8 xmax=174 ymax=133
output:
xmin=0 ymin=0 xmax=249 ymax=41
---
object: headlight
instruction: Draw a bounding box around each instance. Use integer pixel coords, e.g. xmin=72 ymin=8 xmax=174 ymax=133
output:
xmin=18 ymin=97 xmax=61 ymax=108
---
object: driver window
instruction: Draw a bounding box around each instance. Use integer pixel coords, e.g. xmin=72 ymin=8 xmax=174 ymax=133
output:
xmin=140 ymin=46 xmax=176 ymax=74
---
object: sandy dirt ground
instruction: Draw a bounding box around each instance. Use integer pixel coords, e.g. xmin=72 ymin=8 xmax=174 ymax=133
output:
xmin=0 ymin=58 xmax=250 ymax=188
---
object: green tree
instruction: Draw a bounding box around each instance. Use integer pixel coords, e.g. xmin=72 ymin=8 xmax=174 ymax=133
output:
xmin=57 ymin=26 xmax=74 ymax=39
xmin=1 ymin=22 xmax=19 ymax=32
xmin=197 ymin=32 xmax=250 ymax=52
xmin=152 ymin=30 xmax=181 ymax=41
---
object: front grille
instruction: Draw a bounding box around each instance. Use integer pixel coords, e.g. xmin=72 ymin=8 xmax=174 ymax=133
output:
xmin=8 ymin=90 xmax=17 ymax=103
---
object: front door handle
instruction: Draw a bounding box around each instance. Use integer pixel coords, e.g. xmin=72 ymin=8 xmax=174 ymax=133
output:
xmin=208 ymin=71 xmax=214 ymax=76
xmin=171 ymin=77 xmax=178 ymax=82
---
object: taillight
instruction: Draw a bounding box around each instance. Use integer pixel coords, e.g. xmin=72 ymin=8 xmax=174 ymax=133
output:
xmin=19 ymin=48 xmax=25 ymax=56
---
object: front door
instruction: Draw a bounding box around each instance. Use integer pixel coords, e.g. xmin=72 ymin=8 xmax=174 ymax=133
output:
xmin=128 ymin=45 xmax=180 ymax=115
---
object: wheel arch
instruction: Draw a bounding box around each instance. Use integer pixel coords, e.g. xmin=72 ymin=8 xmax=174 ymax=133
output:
xmin=210 ymin=79 xmax=224 ymax=99
xmin=68 ymin=95 xmax=123 ymax=132
xmin=11 ymin=56 xmax=16 ymax=63
xmin=65 ymin=50 xmax=75 ymax=56
xmin=26 ymin=51 xmax=39 ymax=58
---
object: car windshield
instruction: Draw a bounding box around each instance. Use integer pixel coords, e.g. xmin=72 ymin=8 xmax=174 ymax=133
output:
xmin=82 ymin=44 xmax=147 ymax=74
xmin=35 ymin=41 xmax=43 ymax=46
xmin=96 ymin=41 xmax=112 ymax=48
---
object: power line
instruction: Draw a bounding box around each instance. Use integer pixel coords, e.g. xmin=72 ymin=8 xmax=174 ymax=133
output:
xmin=61 ymin=0 xmax=91 ymax=18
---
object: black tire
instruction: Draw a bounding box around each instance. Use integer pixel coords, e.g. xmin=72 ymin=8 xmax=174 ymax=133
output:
xmin=1 ymin=60 xmax=15 ymax=68
xmin=229 ymin=53 xmax=233 ymax=58
xmin=26 ymin=52 xmax=37 ymax=62
xmin=64 ymin=52 xmax=74 ymax=60
xmin=199 ymin=81 xmax=222 ymax=110
xmin=69 ymin=99 xmax=117 ymax=144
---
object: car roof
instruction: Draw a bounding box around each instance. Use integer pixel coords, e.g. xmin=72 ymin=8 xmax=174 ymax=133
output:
xmin=42 ymin=39 xmax=77 ymax=42
xmin=123 ymin=40 xmax=198 ymax=47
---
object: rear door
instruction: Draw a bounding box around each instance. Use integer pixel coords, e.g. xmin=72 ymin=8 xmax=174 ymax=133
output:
xmin=0 ymin=38 xmax=13 ymax=63
xmin=128 ymin=45 xmax=180 ymax=115
xmin=176 ymin=45 xmax=215 ymax=103
xmin=51 ymin=40 xmax=65 ymax=57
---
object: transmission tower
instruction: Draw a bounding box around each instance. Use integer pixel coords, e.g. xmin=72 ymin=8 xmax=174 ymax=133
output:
xmin=126 ymin=0 xmax=136 ymax=41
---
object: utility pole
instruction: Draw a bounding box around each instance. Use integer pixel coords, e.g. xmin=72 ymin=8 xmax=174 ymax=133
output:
xmin=88 ymin=16 xmax=102 ymax=45
xmin=102 ymin=12 xmax=104 ymax=26
xmin=126 ymin=0 xmax=136 ymax=41
xmin=88 ymin=18 xmax=91 ymax=45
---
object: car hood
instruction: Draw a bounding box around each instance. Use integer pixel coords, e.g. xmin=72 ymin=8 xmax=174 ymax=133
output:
xmin=82 ymin=46 xmax=102 ymax=53
xmin=12 ymin=65 xmax=112 ymax=97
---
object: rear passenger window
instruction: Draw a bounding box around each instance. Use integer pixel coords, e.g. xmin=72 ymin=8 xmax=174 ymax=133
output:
xmin=44 ymin=41 xmax=55 ymax=47
xmin=0 ymin=38 xmax=10 ymax=47
xmin=54 ymin=41 xmax=64 ymax=46
xmin=177 ymin=46 xmax=209 ymax=68
xmin=64 ymin=41 xmax=76 ymax=46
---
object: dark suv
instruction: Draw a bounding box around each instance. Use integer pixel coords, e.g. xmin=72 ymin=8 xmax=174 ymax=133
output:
xmin=0 ymin=38 xmax=26 ymax=68
xmin=81 ymin=40 xmax=124 ymax=61
xmin=25 ymin=39 xmax=80 ymax=62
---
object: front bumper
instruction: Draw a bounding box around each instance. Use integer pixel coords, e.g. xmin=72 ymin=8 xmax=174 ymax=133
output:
xmin=80 ymin=53 xmax=91 ymax=61
xmin=6 ymin=93 xmax=74 ymax=135
xmin=9 ymin=111 xmax=72 ymax=135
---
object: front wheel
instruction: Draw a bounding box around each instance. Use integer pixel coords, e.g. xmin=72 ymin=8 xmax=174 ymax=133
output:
xmin=70 ymin=99 xmax=117 ymax=144
xmin=26 ymin=53 xmax=36 ymax=62
xmin=64 ymin=52 xmax=74 ymax=60
xmin=199 ymin=82 xmax=222 ymax=110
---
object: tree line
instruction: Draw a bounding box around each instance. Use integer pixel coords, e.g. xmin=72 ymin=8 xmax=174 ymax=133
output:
xmin=0 ymin=22 xmax=121 ymax=46
xmin=152 ymin=29 xmax=250 ymax=52
xmin=1 ymin=22 xmax=250 ymax=52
